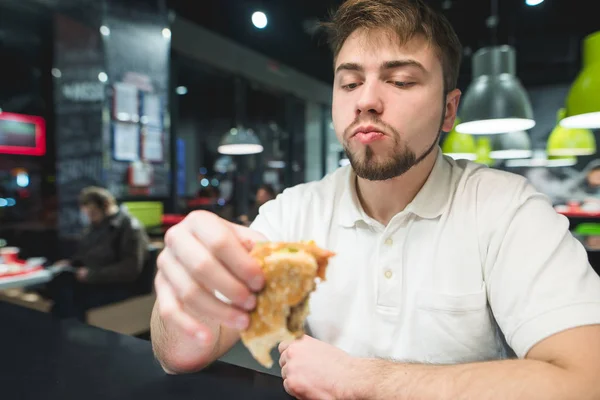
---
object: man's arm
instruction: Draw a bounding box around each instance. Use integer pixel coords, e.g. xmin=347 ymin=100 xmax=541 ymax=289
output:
xmin=351 ymin=325 xmax=600 ymax=400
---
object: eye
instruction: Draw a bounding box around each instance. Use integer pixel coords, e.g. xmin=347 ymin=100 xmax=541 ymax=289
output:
xmin=341 ymin=82 xmax=361 ymax=91
xmin=390 ymin=81 xmax=415 ymax=88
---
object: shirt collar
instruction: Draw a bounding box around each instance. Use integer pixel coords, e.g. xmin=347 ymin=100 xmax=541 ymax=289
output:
xmin=337 ymin=148 xmax=454 ymax=227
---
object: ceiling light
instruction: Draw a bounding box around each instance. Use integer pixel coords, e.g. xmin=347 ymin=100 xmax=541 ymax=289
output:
xmin=175 ymin=86 xmax=188 ymax=95
xmin=561 ymin=31 xmax=600 ymax=129
xmin=505 ymin=150 xmax=577 ymax=168
xmin=525 ymin=0 xmax=544 ymax=6
xmin=490 ymin=130 xmax=532 ymax=159
xmin=100 ymin=25 xmax=110 ymax=36
xmin=98 ymin=72 xmax=108 ymax=82
xmin=162 ymin=28 xmax=171 ymax=39
xmin=252 ymin=11 xmax=268 ymax=29
xmin=548 ymin=109 xmax=596 ymax=156
xmin=441 ymin=118 xmax=477 ymax=161
xmin=457 ymin=46 xmax=535 ymax=135
xmin=218 ymin=127 xmax=264 ymax=155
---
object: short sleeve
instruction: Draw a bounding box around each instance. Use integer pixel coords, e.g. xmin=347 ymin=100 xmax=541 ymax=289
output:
xmin=484 ymin=185 xmax=600 ymax=358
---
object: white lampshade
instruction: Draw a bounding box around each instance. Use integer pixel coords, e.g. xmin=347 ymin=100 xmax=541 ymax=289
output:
xmin=218 ymin=127 xmax=263 ymax=155
xmin=457 ymin=46 xmax=535 ymax=135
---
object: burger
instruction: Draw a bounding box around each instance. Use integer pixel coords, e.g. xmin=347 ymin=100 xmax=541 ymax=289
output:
xmin=240 ymin=241 xmax=334 ymax=368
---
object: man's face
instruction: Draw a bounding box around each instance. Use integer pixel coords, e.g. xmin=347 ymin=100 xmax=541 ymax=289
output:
xmin=80 ymin=204 xmax=105 ymax=225
xmin=588 ymin=170 xmax=600 ymax=187
xmin=256 ymin=188 xmax=272 ymax=206
xmin=332 ymin=29 xmax=460 ymax=181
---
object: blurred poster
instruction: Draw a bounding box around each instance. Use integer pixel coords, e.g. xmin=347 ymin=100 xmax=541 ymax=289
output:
xmin=143 ymin=127 xmax=163 ymax=162
xmin=113 ymin=82 xmax=139 ymax=122
xmin=113 ymin=122 xmax=139 ymax=161
xmin=142 ymin=94 xmax=162 ymax=128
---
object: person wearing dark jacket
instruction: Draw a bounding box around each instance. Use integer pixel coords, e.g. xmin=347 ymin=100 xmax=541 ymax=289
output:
xmin=50 ymin=186 xmax=150 ymax=320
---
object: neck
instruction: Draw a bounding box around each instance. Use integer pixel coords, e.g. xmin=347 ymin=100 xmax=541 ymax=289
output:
xmin=355 ymin=148 xmax=438 ymax=225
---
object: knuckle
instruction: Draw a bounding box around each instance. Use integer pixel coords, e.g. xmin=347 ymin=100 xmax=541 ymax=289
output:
xmin=286 ymin=378 xmax=301 ymax=394
xmin=180 ymin=284 xmax=200 ymax=303
xmin=210 ymin=235 xmax=229 ymax=253
xmin=191 ymin=256 xmax=210 ymax=276
xmin=158 ymin=300 xmax=177 ymax=321
xmin=188 ymin=210 xmax=213 ymax=224
xmin=156 ymin=250 xmax=170 ymax=269
xmin=163 ymin=225 xmax=180 ymax=247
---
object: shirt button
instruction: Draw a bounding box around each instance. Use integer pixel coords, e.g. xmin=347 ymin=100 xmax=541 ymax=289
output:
xmin=384 ymin=270 xmax=393 ymax=279
xmin=384 ymin=238 xmax=393 ymax=246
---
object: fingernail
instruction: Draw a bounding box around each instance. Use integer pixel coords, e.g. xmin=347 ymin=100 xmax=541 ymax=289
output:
xmin=235 ymin=315 xmax=249 ymax=330
xmin=250 ymin=275 xmax=264 ymax=291
xmin=243 ymin=295 xmax=256 ymax=310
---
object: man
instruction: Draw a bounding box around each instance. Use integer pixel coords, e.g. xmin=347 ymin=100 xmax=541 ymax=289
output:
xmin=52 ymin=186 xmax=149 ymax=320
xmin=150 ymin=1 xmax=600 ymax=399
xmin=239 ymin=184 xmax=277 ymax=226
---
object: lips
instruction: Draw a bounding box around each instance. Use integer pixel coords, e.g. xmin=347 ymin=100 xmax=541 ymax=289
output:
xmin=351 ymin=126 xmax=386 ymax=144
xmin=354 ymin=131 xmax=385 ymax=144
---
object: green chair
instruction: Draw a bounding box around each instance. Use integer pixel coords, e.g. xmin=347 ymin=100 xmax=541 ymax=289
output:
xmin=121 ymin=201 xmax=164 ymax=229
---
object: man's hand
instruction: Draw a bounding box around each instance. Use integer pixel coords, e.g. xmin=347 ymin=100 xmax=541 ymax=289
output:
xmin=278 ymin=335 xmax=360 ymax=400
xmin=151 ymin=211 xmax=267 ymax=374
xmin=75 ymin=267 xmax=89 ymax=282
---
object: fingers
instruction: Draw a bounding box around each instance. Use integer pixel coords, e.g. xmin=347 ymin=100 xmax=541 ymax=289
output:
xmin=279 ymin=339 xmax=293 ymax=354
xmin=154 ymin=270 xmax=209 ymax=341
xmin=164 ymin=227 xmax=255 ymax=310
xmin=158 ymin=249 xmax=250 ymax=330
xmin=183 ymin=212 xmax=265 ymax=291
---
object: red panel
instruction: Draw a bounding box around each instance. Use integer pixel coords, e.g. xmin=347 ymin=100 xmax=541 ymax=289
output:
xmin=0 ymin=112 xmax=46 ymax=156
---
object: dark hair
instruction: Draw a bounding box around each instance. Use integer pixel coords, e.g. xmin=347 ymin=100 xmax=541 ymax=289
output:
xmin=322 ymin=0 xmax=462 ymax=93
xmin=78 ymin=186 xmax=116 ymax=211
xmin=258 ymin=184 xmax=276 ymax=198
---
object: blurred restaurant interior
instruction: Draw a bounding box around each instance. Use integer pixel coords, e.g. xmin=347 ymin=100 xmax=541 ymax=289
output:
xmin=0 ymin=0 xmax=599 ymax=386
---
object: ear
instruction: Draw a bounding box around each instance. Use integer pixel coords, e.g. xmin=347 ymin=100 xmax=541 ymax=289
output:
xmin=441 ymin=89 xmax=461 ymax=132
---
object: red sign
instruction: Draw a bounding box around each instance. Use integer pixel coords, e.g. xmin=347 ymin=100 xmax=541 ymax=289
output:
xmin=0 ymin=112 xmax=46 ymax=156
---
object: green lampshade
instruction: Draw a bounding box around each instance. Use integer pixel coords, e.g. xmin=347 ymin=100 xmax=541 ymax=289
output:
xmin=442 ymin=118 xmax=476 ymax=160
xmin=475 ymin=137 xmax=493 ymax=165
xmin=548 ymin=109 xmax=596 ymax=156
xmin=561 ymin=31 xmax=600 ymax=129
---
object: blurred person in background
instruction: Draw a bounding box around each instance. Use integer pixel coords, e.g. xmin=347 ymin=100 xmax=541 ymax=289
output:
xmin=49 ymin=186 xmax=149 ymax=320
xmin=239 ymin=184 xmax=276 ymax=226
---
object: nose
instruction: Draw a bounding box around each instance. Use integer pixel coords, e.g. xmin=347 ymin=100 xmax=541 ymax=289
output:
xmin=355 ymin=82 xmax=383 ymax=118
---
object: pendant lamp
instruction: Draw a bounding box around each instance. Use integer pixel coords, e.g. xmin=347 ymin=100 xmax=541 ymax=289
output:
xmin=489 ymin=130 xmax=532 ymax=159
xmin=457 ymin=45 xmax=535 ymax=135
xmin=442 ymin=118 xmax=477 ymax=160
xmin=561 ymin=31 xmax=600 ymax=129
xmin=547 ymin=109 xmax=596 ymax=156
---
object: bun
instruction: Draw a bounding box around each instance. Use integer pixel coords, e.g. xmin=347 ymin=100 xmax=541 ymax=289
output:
xmin=240 ymin=241 xmax=334 ymax=368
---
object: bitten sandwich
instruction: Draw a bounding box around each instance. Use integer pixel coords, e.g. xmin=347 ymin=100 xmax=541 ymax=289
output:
xmin=240 ymin=241 xmax=334 ymax=368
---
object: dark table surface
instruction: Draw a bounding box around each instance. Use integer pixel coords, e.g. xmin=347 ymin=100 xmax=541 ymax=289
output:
xmin=0 ymin=302 xmax=291 ymax=400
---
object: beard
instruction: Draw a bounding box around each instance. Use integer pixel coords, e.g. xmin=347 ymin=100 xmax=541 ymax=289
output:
xmin=343 ymin=106 xmax=446 ymax=181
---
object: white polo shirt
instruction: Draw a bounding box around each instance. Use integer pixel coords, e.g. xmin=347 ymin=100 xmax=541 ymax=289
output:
xmin=251 ymin=150 xmax=600 ymax=363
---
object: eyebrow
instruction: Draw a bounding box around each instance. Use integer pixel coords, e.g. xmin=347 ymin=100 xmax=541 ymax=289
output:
xmin=335 ymin=59 xmax=427 ymax=74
